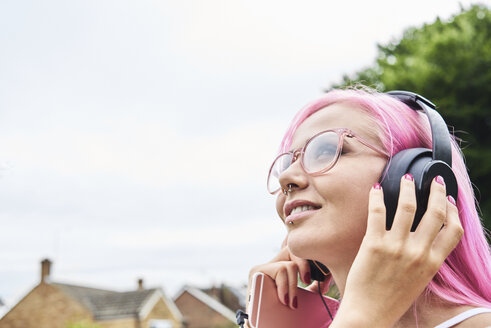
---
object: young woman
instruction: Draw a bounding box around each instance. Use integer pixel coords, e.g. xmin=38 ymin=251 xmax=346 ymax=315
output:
xmin=247 ymin=88 xmax=491 ymax=327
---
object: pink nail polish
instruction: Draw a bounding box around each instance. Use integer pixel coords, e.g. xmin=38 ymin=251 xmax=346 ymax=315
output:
xmin=404 ymin=173 xmax=413 ymax=181
xmin=373 ymin=183 xmax=381 ymax=190
xmin=293 ymin=296 xmax=298 ymax=309
xmin=447 ymin=195 xmax=456 ymax=206
xmin=435 ymin=175 xmax=445 ymax=186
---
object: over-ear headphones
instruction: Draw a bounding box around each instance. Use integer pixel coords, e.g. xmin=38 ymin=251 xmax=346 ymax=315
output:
xmin=308 ymin=91 xmax=459 ymax=281
xmin=382 ymin=91 xmax=458 ymax=231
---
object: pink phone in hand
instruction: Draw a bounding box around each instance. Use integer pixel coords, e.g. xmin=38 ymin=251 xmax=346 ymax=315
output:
xmin=247 ymin=272 xmax=339 ymax=328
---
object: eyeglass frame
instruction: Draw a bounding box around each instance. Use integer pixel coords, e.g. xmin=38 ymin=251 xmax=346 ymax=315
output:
xmin=267 ymin=128 xmax=390 ymax=194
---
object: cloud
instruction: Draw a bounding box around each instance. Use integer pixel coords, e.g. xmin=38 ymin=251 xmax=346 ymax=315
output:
xmin=0 ymin=118 xmax=284 ymax=188
xmin=167 ymin=0 xmax=475 ymax=73
xmin=107 ymin=217 xmax=283 ymax=249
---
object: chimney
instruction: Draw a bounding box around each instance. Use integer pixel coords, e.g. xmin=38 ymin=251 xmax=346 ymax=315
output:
xmin=210 ymin=286 xmax=219 ymax=299
xmin=41 ymin=259 xmax=52 ymax=283
xmin=137 ymin=278 xmax=144 ymax=291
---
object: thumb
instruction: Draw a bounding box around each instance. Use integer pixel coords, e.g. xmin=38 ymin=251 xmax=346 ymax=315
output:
xmin=305 ymin=280 xmax=331 ymax=295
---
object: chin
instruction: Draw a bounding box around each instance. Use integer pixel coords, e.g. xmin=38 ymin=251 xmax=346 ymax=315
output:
xmin=287 ymin=225 xmax=360 ymax=266
xmin=287 ymin=228 xmax=323 ymax=260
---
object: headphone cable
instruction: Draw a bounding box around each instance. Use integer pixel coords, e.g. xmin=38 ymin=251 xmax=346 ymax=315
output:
xmin=318 ymin=281 xmax=333 ymax=321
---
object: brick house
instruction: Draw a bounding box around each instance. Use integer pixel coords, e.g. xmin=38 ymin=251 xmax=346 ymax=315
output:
xmin=0 ymin=259 xmax=183 ymax=328
xmin=201 ymin=285 xmax=245 ymax=315
xmin=173 ymin=286 xmax=238 ymax=328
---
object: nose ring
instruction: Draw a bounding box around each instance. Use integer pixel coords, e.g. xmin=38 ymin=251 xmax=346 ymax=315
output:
xmin=282 ymin=184 xmax=293 ymax=195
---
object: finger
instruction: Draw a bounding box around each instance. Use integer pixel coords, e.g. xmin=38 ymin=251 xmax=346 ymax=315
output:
xmin=415 ymin=176 xmax=448 ymax=246
xmin=291 ymin=255 xmax=311 ymax=285
xmin=305 ymin=279 xmax=330 ymax=294
xmin=366 ymin=183 xmax=386 ymax=237
xmin=281 ymin=235 xmax=288 ymax=248
xmin=391 ymin=174 xmax=417 ymax=236
xmin=285 ymin=262 xmax=299 ymax=309
xmin=305 ymin=280 xmax=318 ymax=293
xmin=431 ymin=195 xmax=463 ymax=260
xmin=320 ymin=279 xmax=331 ymax=295
xmin=274 ymin=266 xmax=291 ymax=306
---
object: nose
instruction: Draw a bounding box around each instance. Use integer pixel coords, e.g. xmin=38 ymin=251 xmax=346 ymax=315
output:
xmin=278 ymin=154 xmax=309 ymax=194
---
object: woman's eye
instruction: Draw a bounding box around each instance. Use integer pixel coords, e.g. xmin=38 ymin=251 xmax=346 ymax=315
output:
xmin=313 ymin=143 xmax=337 ymax=160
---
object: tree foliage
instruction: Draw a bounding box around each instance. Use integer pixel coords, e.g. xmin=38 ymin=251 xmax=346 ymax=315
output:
xmin=333 ymin=4 xmax=491 ymax=230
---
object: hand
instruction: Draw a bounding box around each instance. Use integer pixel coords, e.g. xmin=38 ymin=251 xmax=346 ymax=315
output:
xmin=331 ymin=175 xmax=463 ymax=328
xmin=247 ymin=238 xmax=330 ymax=310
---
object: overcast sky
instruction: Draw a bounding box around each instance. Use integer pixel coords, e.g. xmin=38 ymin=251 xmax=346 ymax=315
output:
xmin=0 ymin=0 xmax=485 ymax=313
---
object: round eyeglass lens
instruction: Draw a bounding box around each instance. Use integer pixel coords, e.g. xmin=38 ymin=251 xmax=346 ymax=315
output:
xmin=303 ymin=131 xmax=339 ymax=173
xmin=267 ymin=153 xmax=293 ymax=193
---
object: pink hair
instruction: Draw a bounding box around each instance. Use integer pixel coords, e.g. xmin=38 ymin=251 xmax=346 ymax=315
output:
xmin=279 ymin=88 xmax=491 ymax=307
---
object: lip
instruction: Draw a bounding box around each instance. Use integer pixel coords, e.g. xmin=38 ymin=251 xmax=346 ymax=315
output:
xmin=284 ymin=199 xmax=322 ymax=218
xmin=285 ymin=208 xmax=319 ymax=225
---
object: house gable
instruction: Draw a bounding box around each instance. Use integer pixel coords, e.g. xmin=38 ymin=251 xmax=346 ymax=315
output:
xmin=141 ymin=297 xmax=181 ymax=328
xmin=174 ymin=287 xmax=235 ymax=328
xmin=0 ymin=283 xmax=93 ymax=328
xmin=139 ymin=289 xmax=183 ymax=324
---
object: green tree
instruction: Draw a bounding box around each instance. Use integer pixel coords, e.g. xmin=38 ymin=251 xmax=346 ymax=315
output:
xmin=333 ymin=4 xmax=491 ymax=231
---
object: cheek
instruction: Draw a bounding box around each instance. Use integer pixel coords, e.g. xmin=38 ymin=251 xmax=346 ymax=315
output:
xmin=276 ymin=195 xmax=285 ymax=221
xmin=313 ymin=171 xmax=372 ymax=229
xmin=340 ymin=197 xmax=369 ymax=234
xmin=327 ymin=161 xmax=385 ymax=231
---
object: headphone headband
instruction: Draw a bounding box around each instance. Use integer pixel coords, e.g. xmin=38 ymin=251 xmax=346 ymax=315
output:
xmin=386 ymin=90 xmax=452 ymax=167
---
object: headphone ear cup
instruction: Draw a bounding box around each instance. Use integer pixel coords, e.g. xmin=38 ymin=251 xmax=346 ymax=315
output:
xmin=380 ymin=148 xmax=458 ymax=231
xmin=381 ymin=148 xmax=431 ymax=230
xmin=420 ymin=161 xmax=458 ymax=215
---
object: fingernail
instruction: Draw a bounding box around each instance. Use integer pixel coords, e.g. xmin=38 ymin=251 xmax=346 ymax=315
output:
xmin=373 ymin=183 xmax=381 ymax=190
xmin=447 ymin=195 xmax=456 ymax=206
xmin=435 ymin=175 xmax=445 ymax=186
xmin=293 ymin=296 xmax=298 ymax=309
xmin=304 ymin=272 xmax=311 ymax=285
xmin=404 ymin=173 xmax=413 ymax=181
xmin=284 ymin=293 xmax=289 ymax=305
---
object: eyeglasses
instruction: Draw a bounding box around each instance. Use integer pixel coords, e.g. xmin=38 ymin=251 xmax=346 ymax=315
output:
xmin=267 ymin=128 xmax=389 ymax=194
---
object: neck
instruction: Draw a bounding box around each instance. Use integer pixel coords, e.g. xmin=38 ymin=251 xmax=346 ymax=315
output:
xmin=327 ymin=265 xmax=350 ymax=297
xmin=392 ymin=294 xmax=472 ymax=328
